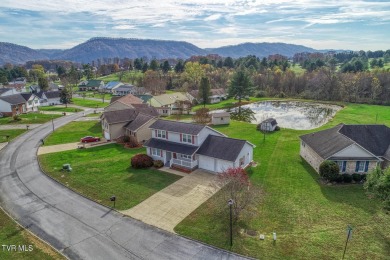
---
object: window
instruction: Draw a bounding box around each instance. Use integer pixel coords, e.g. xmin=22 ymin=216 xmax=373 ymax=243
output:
xmin=157 ymin=130 xmax=166 ymax=139
xmin=356 ymin=161 xmax=367 ymax=172
xmin=181 ymin=154 xmax=191 ymax=159
xmin=182 ymin=134 xmax=192 ymax=144
xmin=152 ymin=148 xmax=161 ymax=156
xmin=335 ymin=161 xmax=346 ymax=173
xmin=239 ymin=156 xmax=245 ymax=166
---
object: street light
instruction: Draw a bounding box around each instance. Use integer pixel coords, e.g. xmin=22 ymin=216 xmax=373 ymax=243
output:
xmin=228 ymin=199 xmax=234 ymax=247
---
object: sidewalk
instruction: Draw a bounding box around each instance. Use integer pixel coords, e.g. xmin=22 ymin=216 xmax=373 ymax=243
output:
xmin=0 ymin=124 xmax=41 ymax=130
xmin=0 ymin=142 xmax=7 ymax=151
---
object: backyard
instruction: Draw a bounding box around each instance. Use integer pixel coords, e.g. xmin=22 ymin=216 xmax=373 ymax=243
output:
xmin=38 ymin=144 xmax=181 ymax=210
xmin=175 ymin=103 xmax=390 ymax=259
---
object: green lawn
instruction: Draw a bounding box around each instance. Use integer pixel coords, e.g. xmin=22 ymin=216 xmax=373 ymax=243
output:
xmin=38 ymin=144 xmax=181 ymax=210
xmin=0 ymin=129 xmax=27 ymax=143
xmin=97 ymin=71 xmax=143 ymax=83
xmin=0 ymin=207 xmax=65 ymax=260
xmin=71 ymin=98 xmax=108 ymax=108
xmin=175 ymin=103 xmax=390 ymax=259
xmin=0 ymin=113 xmax=62 ymax=125
xmin=38 ymin=106 xmax=83 ymax=113
xmin=44 ymin=121 xmax=102 ymax=146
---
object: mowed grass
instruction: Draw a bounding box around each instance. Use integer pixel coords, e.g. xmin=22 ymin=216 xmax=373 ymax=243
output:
xmin=0 ymin=113 xmax=62 ymax=125
xmin=0 ymin=207 xmax=65 ymax=260
xmin=0 ymin=129 xmax=26 ymax=143
xmin=175 ymin=103 xmax=390 ymax=259
xmin=97 ymin=71 xmax=143 ymax=83
xmin=38 ymin=106 xmax=83 ymax=113
xmin=44 ymin=121 xmax=102 ymax=146
xmin=192 ymin=97 xmax=280 ymax=111
xmin=71 ymin=98 xmax=107 ymax=108
xmin=38 ymin=144 xmax=181 ymax=210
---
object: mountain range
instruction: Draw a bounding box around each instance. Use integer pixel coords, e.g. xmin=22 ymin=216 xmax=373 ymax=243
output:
xmin=0 ymin=37 xmax=322 ymax=65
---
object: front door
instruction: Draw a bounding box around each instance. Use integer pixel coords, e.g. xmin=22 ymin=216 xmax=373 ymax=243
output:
xmin=166 ymin=151 xmax=172 ymax=166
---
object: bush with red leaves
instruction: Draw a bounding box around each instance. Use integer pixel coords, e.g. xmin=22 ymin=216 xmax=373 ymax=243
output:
xmin=130 ymin=154 xmax=154 ymax=169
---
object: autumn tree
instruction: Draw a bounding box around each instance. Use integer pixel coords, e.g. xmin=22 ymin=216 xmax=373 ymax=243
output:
xmin=192 ymin=108 xmax=211 ymax=124
xmin=182 ymin=62 xmax=205 ymax=90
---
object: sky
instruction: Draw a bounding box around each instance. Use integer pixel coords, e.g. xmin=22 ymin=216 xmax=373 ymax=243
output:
xmin=0 ymin=0 xmax=389 ymax=51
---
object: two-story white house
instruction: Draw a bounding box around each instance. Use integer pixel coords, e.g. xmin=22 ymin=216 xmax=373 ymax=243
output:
xmin=21 ymin=93 xmax=40 ymax=112
xmin=144 ymin=120 xmax=255 ymax=173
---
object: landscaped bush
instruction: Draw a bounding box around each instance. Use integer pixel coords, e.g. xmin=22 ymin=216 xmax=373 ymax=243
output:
xmin=274 ymin=126 xmax=281 ymax=131
xmin=153 ymin=160 xmax=164 ymax=168
xmin=130 ymin=154 xmax=153 ymax=169
xmin=361 ymin=174 xmax=367 ymax=182
xmin=352 ymin=173 xmax=362 ymax=182
xmin=342 ymin=174 xmax=353 ymax=183
xmin=13 ymin=115 xmax=21 ymax=121
xmin=334 ymin=174 xmax=344 ymax=183
xmin=319 ymin=161 xmax=340 ymax=181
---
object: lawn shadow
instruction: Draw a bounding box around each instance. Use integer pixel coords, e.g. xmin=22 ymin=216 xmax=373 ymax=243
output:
xmin=300 ymin=158 xmax=379 ymax=215
xmin=123 ymin=166 xmax=179 ymax=191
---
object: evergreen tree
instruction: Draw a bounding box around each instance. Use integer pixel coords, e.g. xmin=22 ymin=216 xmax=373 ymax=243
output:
xmin=198 ymin=77 xmax=211 ymax=107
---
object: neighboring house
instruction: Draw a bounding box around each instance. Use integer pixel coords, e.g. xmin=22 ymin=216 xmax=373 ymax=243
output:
xmin=0 ymin=94 xmax=27 ymax=116
xmin=0 ymin=88 xmax=18 ymax=97
xmin=103 ymin=81 xmax=123 ymax=93
xmin=9 ymin=77 xmax=26 ymax=85
xmin=190 ymin=88 xmax=227 ymax=104
xmin=136 ymin=94 xmax=153 ymax=104
xmin=105 ymin=94 xmax=144 ymax=112
xmin=36 ymin=91 xmax=61 ymax=106
xmin=112 ymin=84 xmax=146 ymax=96
xmin=260 ymin=118 xmax=278 ymax=132
xmin=100 ymin=107 xmax=158 ymax=142
xmin=144 ymin=120 xmax=254 ymax=173
xmin=49 ymin=83 xmax=62 ymax=91
xmin=150 ymin=92 xmax=192 ymax=116
xmin=78 ymin=80 xmax=104 ymax=91
xmin=211 ymin=112 xmax=230 ymax=125
xmin=300 ymin=124 xmax=390 ymax=174
xmin=21 ymin=93 xmax=40 ymax=112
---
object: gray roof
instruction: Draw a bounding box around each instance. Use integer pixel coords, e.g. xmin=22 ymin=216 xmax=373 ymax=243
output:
xmin=144 ymin=138 xmax=198 ymax=155
xmin=44 ymin=91 xmax=60 ymax=99
xmin=110 ymin=96 xmax=121 ymax=104
xmin=212 ymin=112 xmax=230 ymax=118
xmin=196 ymin=135 xmax=247 ymax=162
xmin=0 ymin=88 xmax=12 ymax=95
xmin=262 ymin=118 xmax=277 ymax=126
xmin=300 ymin=124 xmax=390 ymax=159
xmin=0 ymin=93 xmax=26 ymax=105
xmin=103 ymin=107 xmax=157 ymax=125
xmin=21 ymin=93 xmax=33 ymax=101
xmin=124 ymin=114 xmax=155 ymax=132
xmin=149 ymin=120 xmax=205 ymax=135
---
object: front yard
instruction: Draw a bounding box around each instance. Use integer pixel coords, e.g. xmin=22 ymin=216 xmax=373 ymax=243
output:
xmin=38 ymin=144 xmax=181 ymax=210
xmin=71 ymin=97 xmax=108 ymax=108
xmin=0 ymin=129 xmax=26 ymax=143
xmin=38 ymin=106 xmax=83 ymax=113
xmin=0 ymin=113 xmax=62 ymax=125
xmin=44 ymin=121 xmax=102 ymax=146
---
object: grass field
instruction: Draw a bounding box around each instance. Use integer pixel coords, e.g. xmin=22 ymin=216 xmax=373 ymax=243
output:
xmin=175 ymin=103 xmax=390 ymax=259
xmin=0 ymin=113 xmax=62 ymax=125
xmin=38 ymin=106 xmax=83 ymax=113
xmin=38 ymin=144 xmax=181 ymax=210
xmin=0 ymin=207 xmax=64 ymax=260
xmin=0 ymin=129 xmax=26 ymax=143
xmin=71 ymin=98 xmax=108 ymax=108
xmin=44 ymin=121 xmax=102 ymax=146
xmin=97 ymin=71 xmax=143 ymax=83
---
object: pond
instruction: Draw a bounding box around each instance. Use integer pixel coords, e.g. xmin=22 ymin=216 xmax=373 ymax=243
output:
xmin=225 ymin=101 xmax=342 ymax=130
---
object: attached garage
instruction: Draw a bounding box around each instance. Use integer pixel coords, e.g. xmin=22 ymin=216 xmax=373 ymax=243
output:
xmin=104 ymin=131 xmax=111 ymax=141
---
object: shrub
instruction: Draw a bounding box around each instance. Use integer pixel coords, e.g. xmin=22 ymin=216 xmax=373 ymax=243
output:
xmin=255 ymin=90 xmax=267 ymax=98
xmin=361 ymin=174 xmax=367 ymax=182
xmin=153 ymin=160 xmax=164 ymax=168
xmin=342 ymin=174 xmax=353 ymax=183
xmin=319 ymin=161 xmax=340 ymax=181
xmin=334 ymin=174 xmax=344 ymax=183
xmin=130 ymin=154 xmax=153 ymax=169
xmin=274 ymin=126 xmax=281 ymax=131
xmin=352 ymin=173 xmax=362 ymax=182
xmin=13 ymin=115 xmax=21 ymax=121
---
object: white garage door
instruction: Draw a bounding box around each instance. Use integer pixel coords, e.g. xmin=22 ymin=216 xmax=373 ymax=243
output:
xmin=198 ymin=156 xmax=215 ymax=172
xmin=104 ymin=131 xmax=110 ymax=140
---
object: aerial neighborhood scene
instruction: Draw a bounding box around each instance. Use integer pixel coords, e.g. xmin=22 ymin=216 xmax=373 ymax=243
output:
xmin=1 ymin=1 xmax=390 ymax=260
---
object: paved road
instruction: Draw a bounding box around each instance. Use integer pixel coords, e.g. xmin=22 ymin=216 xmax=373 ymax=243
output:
xmin=0 ymin=110 xmax=250 ymax=260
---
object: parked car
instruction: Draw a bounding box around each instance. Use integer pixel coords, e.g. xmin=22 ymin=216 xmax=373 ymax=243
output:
xmin=80 ymin=136 xmax=100 ymax=143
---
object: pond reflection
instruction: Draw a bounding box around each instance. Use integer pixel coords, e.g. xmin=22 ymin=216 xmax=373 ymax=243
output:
xmin=227 ymin=101 xmax=342 ymax=130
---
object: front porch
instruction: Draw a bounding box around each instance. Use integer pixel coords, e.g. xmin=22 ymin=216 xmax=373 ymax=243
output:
xmin=170 ymin=158 xmax=198 ymax=170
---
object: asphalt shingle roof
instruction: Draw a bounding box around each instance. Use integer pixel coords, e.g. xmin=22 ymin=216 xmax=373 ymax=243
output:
xmin=149 ymin=120 xmax=205 ymax=135
xmin=262 ymin=118 xmax=278 ymax=126
xmin=0 ymin=88 xmax=12 ymax=95
xmin=212 ymin=112 xmax=230 ymax=118
xmin=0 ymin=93 xmax=26 ymax=105
xmin=124 ymin=114 xmax=155 ymax=132
xmin=44 ymin=91 xmax=60 ymax=99
xmin=103 ymin=107 xmax=158 ymax=124
xmin=144 ymin=138 xmax=198 ymax=155
xmin=196 ymin=135 xmax=247 ymax=162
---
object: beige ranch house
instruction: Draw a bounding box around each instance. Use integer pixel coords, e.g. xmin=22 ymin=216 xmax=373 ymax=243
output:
xmin=300 ymin=124 xmax=390 ymax=174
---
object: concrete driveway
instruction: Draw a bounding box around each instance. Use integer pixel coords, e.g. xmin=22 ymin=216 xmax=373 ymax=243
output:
xmin=122 ymin=169 xmax=221 ymax=233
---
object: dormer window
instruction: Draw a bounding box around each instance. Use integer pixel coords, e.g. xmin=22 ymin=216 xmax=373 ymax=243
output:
xmin=157 ymin=130 xmax=166 ymax=139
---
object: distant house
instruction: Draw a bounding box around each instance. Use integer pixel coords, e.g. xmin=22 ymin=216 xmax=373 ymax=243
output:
xmin=190 ymin=88 xmax=227 ymax=104
xmin=78 ymin=80 xmax=104 ymax=91
xmin=260 ymin=118 xmax=278 ymax=132
xmin=112 ymin=84 xmax=146 ymax=96
xmin=300 ymin=124 xmax=390 ymax=174
xmin=136 ymin=94 xmax=153 ymax=104
xmin=211 ymin=112 xmax=230 ymax=125
xmin=150 ymin=92 xmax=192 ymax=116
xmin=36 ymin=91 xmax=61 ymax=106
xmin=144 ymin=120 xmax=254 ymax=173
xmin=0 ymin=94 xmax=27 ymax=116
xmin=21 ymin=93 xmax=40 ymax=112
xmin=100 ymin=107 xmax=158 ymax=142
xmin=103 ymin=81 xmax=123 ymax=93
xmin=0 ymin=88 xmax=18 ymax=97
xmin=105 ymin=94 xmax=144 ymax=112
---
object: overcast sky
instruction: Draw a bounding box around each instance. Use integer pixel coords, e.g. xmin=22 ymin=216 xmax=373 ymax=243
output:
xmin=1 ymin=0 xmax=389 ymax=50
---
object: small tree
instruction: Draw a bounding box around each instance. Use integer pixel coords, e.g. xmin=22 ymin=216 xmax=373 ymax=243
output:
xmin=38 ymin=76 xmax=49 ymax=91
xmin=192 ymin=108 xmax=211 ymax=124
xmin=230 ymin=107 xmax=255 ymax=123
xmin=217 ymin=167 xmax=260 ymax=224
xmin=59 ymin=88 xmax=72 ymax=108
xmin=364 ymin=167 xmax=390 ymax=210
xmin=319 ymin=160 xmax=340 ymax=181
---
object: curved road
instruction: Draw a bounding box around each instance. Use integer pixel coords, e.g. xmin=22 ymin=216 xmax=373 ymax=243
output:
xmin=0 ymin=110 xmax=249 ymax=260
